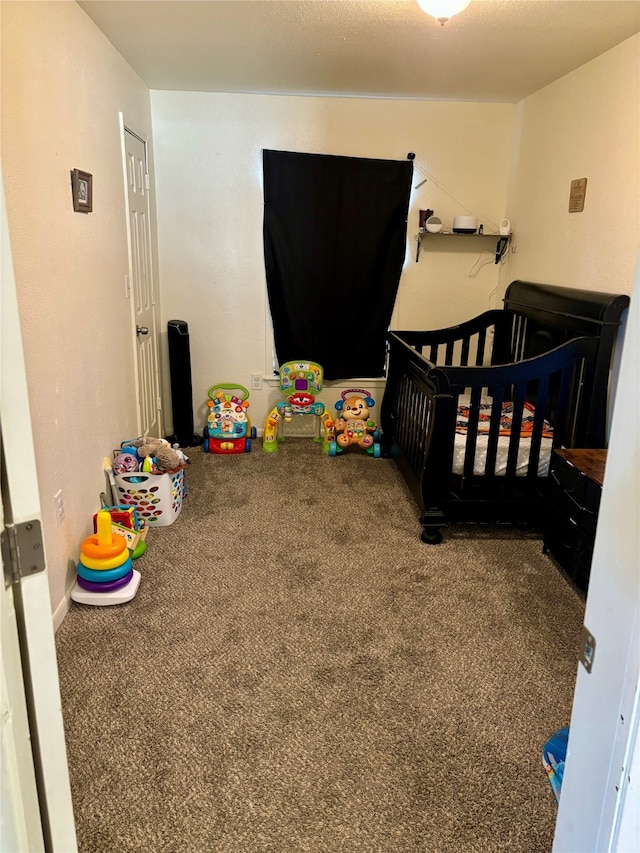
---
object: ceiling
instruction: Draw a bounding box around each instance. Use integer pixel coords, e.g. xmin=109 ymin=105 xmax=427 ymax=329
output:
xmin=78 ymin=0 xmax=640 ymax=103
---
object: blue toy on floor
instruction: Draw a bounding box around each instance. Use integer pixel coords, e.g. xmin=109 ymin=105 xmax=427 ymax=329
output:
xmin=543 ymin=726 xmax=569 ymax=802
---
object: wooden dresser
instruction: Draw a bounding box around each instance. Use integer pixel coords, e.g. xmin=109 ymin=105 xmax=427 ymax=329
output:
xmin=543 ymin=449 xmax=606 ymax=593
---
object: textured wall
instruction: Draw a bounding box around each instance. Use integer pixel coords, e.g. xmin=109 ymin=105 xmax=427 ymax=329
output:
xmin=504 ymin=34 xmax=639 ymax=295
xmin=1 ymin=2 xmax=157 ymax=620
xmin=150 ymin=91 xmax=515 ymax=433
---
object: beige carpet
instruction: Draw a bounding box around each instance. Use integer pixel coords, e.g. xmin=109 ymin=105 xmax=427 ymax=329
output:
xmin=55 ymin=440 xmax=584 ymax=852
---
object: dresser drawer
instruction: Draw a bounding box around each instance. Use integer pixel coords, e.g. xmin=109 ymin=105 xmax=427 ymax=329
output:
xmin=544 ymin=448 xmax=606 ymax=595
xmin=549 ymin=480 xmax=599 ymax=534
xmin=550 ymin=458 xmax=587 ymax=504
xmin=543 ymin=513 xmax=594 ymax=592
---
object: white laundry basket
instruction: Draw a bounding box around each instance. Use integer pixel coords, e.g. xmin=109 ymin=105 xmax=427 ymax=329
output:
xmin=110 ymin=468 xmax=185 ymax=527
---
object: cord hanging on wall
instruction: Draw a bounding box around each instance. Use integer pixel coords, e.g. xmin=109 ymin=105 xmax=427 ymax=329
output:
xmin=407 ymin=152 xmax=500 ymax=232
xmin=407 ymin=152 xmax=428 ymax=189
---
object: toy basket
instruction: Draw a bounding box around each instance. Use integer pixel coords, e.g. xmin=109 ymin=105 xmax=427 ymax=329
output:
xmin=110 ymin=468 xmax=185 ymax=527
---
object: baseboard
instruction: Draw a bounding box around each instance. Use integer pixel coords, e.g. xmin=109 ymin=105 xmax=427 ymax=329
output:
xmin=52 ymin=592 xmax=71 ymax=632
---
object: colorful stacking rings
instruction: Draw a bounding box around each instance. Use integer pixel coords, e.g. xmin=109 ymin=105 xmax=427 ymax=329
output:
xmin=77 ymin=558 xmax=133 ymax=583
xmin=82 ymin=533 xmax=127 ymax=561
xmin=76 ymin=570 xmax=134 ymax=593
xmin=80 ymin=548 xmax=130 ymax=570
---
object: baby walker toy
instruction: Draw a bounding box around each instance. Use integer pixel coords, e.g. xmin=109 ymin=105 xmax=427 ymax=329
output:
xmin=70 ymin=509 xmax=141 ymax=606
xmin=329 ymin=389 xmax=381 ymax=458
xmin=262 ymin=360 xmax=334 ymax=453
xmin=203 ymin=383 xmax=257 ymax=454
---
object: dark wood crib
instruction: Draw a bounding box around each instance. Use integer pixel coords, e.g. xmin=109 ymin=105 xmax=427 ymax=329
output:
xmin=380 ymin=281 xmax=629 ymax=543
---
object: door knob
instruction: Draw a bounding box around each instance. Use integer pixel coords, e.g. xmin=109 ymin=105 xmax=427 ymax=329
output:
xmin=136 ymin=325 xmax=149 ymax=336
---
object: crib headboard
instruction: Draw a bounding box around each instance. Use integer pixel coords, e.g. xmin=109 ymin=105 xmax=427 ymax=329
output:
xmin=502 ymin=280 xmax=630 ymax=446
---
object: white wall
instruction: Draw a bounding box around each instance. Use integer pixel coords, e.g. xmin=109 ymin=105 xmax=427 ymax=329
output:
xmin=150 ymin=91 xmax=515 ymax=432
xmin=504 ymin=34 xmax=639 ymax=295
xmin=1 ymin=1 xmax=157 ymax=621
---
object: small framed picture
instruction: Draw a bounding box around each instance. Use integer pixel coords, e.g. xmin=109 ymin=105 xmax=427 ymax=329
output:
xmin=70 ymin=169 xmax=93 ymax=213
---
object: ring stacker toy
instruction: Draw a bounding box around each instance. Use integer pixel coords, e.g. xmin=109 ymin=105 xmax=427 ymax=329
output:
xmin=71 ymin=509 xmax=141 ymax=606
xmin=203 ymin=383 xmax=257 ymax=454
xmin=93 ymin=499 xmax=148 ymax=560
xmin=262 ymin=360 xmax=335 ymax=453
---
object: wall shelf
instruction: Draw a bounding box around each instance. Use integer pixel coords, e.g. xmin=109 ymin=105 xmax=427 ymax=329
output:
xmin=415 ymin=231 xmax=511 ymax=263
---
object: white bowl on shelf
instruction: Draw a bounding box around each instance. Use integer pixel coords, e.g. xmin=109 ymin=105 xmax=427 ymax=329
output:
xmin=425 ymin=216 xmax=443 ymax=233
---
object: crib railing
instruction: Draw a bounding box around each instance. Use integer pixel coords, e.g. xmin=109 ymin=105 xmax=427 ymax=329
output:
xmin=381 ymin=329 xmax=599 ymax=536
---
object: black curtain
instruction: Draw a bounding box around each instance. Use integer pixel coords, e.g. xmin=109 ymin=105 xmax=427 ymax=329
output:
xmin=263 ymin=149 xmax=412 ymax=380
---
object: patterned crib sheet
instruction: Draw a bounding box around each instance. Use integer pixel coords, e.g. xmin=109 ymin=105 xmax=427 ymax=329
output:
xmin=453 ymin=398 xmax=553 ymax=476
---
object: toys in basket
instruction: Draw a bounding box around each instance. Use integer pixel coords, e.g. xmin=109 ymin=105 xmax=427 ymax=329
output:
xmin=70 ymin=509 xmax=141 ymax=606
xmin=203 ymin=383 xmax=257 ymax=454
xmin=109 ymin=437 xmax=188 ymax=526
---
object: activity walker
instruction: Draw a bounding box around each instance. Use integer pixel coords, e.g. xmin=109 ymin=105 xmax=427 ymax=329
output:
xmin=329 ymin=388 xmax=381 ymax=457
xmin=262 ymin=361 xmax=334 ymax=453
xmin=203 ymin=383 xmax=257 ymax=454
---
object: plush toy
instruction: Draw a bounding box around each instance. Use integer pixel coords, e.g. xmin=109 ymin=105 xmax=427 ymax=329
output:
xmin=333 ymin=389 xmax=378 ymax=452
xmin=122 ymin=436 xmax=185 ymax=474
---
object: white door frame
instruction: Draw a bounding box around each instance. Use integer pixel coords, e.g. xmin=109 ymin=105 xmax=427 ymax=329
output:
xmin=1 ymin=175 xmax=77 ymax=851
xmin=119 ymin=113 xmax=163 ymax=438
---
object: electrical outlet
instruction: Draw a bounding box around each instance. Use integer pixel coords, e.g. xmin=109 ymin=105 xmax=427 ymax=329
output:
xmin=54 ymin=489 xmax=65 ymax=526
xmin=250 ymin=373 xmax=263 ymax=391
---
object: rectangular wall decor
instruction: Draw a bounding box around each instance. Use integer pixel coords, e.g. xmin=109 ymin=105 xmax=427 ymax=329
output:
xmin=569 ymin=178 xmax=587 ymax=213
xmin=70 ymin=169 xmax=93 ymax=213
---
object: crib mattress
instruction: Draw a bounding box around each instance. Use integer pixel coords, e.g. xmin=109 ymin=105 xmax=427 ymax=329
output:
xmin=453 ymin=398 xmax=552 ymax=477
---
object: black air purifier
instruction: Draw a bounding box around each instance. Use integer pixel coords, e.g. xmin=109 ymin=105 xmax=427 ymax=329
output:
xmin=167 ymin=320 xmax=200 ymax=447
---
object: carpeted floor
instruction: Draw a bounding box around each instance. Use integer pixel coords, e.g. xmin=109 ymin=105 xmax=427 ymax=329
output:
xmin=55 ymin=440 xmax=584 ymax=852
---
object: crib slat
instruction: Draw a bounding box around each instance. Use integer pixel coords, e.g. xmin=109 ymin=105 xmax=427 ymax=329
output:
xmin=528 ymin=373 xmax=550 ymax=477
xmin=476 ymin=328 xmax=487 ymax=365
xmin=463 ymin=385 xmax=483 ymax=479
xmin=460 ymin=335 xmax=470 ymax=366
xmin=505 ymin=382 xmax=526 ymax=478
xmin=484 ymin=386 xmax=505 ymax=476
xmin=445 ymin=340 xmax=454 ymax=365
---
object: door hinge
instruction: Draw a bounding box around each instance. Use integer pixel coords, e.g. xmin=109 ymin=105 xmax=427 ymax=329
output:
xmin=145 ymin=173 xmax=150 ymax=191
xmin=579 ymin=625 xmax=596 ymax=673
xmin=156 ymin=395 xmax=162 ymax=411
xmin=2 ymin=520 xmax=46 ymax=589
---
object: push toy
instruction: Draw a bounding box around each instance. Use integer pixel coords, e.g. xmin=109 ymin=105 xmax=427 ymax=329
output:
xmin=329 ymin=388 xmax=381 ymax=457
xmin=203 ymin=383 xmax=257 ymax=454
xmin=70 ymin=509 xmax=141 ymax=606
xmin=262 ymin=361 xmax=334 ymax=453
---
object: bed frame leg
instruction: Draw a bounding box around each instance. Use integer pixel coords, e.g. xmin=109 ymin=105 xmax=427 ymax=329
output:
xmin=420 ymin=509 xmax=445 ymax=544
xmin=420 ymin=526 xmax=443 ymax=545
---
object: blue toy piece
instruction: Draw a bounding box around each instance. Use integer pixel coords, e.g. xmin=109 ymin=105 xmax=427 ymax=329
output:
xmin=77 ymin=557 xmax=134 ymax=583
xmin=543 ymin=726 xmax=570 ymax=803
xmin=262 ymin=361 xmax=334 ymax=453
xmin=203 ymin=383 xmax=257 ymax=454
xmin=329 ymin=388 xmax=381 ymax=458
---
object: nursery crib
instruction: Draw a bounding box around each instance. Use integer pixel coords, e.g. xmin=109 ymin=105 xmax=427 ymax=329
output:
xmin=380 ymin=280 xmax=629 ymax=543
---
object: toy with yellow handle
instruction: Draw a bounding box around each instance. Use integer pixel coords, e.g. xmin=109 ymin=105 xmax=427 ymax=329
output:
xmin=70 ymin=509 xmax=141 ymax=606
xmin=262 ymin=405 xmax=282 ymax=453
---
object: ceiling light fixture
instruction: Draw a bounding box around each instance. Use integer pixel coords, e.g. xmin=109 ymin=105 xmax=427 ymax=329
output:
xmin=416 ymin=0 xmax=471 ymax=26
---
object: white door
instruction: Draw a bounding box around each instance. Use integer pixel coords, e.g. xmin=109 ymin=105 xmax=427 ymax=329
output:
xmin=123 ymin=124 xmax=162 ymax=438
xmin=553 ymin=258 xmax=640 ymax=852
xmin=1 ymin=178 xmax=77 ymax=850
